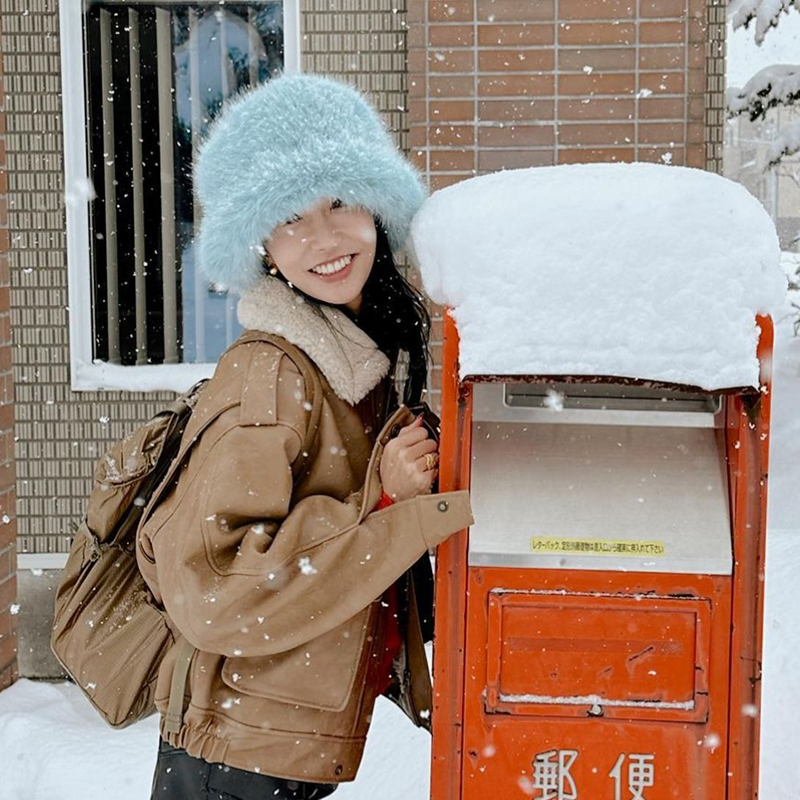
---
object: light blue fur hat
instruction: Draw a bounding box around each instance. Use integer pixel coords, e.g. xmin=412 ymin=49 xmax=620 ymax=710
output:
xmin=193 ymin=72 xmax=428 ymax=295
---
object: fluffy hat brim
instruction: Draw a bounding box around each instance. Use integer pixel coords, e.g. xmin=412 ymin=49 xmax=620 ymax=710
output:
xmin=193 ymin=73 xmax=427 ymax=295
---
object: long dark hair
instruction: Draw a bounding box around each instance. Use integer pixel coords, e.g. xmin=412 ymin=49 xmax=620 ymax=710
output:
xmin=262 ymin=216 xmax=431 ymax=407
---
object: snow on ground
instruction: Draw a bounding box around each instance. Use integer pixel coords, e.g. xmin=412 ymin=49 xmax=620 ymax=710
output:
xmin=0 ymin=682 xmax=430 ymax=800
xmin=765 ymin=252 xmax=800 ymax=532
xmin=759 ymin=254 xmax=800 ymax=798
xmin=409 ymin=163 xmax=786 ymax=389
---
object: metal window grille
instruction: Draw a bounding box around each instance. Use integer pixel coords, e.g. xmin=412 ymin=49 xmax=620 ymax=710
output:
xmin=84 ymin=0 xmax=284 ymax=366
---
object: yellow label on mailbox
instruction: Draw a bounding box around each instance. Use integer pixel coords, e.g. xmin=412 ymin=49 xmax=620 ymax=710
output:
xmin=530 ymin=537 xmax=666 ymax=557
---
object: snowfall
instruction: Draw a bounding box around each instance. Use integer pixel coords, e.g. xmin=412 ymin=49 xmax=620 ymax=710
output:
xmin=2 ymin=164 xmax=800 ymax=799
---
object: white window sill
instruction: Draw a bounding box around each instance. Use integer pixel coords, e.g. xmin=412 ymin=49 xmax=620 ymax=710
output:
xmin=72 ymin=361 xmax=216 ymax=393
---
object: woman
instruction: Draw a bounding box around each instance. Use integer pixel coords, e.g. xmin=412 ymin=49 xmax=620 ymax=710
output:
xmin=136 ymin=73 xmax=473 ymax=799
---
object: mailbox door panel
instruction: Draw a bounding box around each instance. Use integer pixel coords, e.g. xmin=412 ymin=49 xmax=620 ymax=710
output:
xmin=461 ymin=567 xmax=732 ymax=800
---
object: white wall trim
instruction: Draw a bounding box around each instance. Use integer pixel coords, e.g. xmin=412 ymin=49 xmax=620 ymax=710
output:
xmin=60 ymin=0 xmax=301 ymax=393
xmin=283 ymin=0 xmax=302 ymax=74
xmin=60 ymin=0 xmax=94 ymax=394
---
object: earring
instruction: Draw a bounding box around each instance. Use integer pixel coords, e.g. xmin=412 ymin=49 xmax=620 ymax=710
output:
xmin=264 ymin=252 xmax=279 ymax=276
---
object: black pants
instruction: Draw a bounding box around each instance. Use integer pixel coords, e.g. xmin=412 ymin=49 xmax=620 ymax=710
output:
xmin=150 ymin=738 xmax=339 ymax=800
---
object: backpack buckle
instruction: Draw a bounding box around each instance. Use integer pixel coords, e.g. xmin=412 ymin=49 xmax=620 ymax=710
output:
xmin=77 ymin=522 xmax=103 ymax=562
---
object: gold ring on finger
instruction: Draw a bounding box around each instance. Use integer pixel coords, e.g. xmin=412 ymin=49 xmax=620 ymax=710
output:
xmin=425 ymin=453 xmax=438 ymax=470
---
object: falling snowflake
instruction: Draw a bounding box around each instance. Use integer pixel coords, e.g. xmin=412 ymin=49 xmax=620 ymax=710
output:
xmin=703 ymin=732 xmax=721 ymax=751
xmin=63 ymin=176 xmax=97 ymax=207
xmin=298 ymin=557 xmax=317 ymax=575
xmin=544 ymin=389 xmax=565 ymax=412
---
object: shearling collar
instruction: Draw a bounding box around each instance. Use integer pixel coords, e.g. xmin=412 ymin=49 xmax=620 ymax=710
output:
xmin=236 ymin=276 xmax=391 ymax=405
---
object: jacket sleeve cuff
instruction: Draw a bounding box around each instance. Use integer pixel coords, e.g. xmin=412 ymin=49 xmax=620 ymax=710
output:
xmin=414 ymin=490 xmax=474 ymax=550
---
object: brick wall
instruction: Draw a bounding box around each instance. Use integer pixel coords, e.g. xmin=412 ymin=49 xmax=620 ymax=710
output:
xmin=407 ymin=0 xmax=713 ymax=404
xmin=0 ymin=11 xmax=18 ymax=692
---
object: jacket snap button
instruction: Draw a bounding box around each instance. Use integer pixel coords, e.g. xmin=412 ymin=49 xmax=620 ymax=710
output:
xmin=437 ymin=501 xmax=449 ymax=512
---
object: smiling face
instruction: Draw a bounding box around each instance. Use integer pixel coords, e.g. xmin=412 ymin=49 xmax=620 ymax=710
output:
xmin=263 ymin=197 xmax=377 ymax=314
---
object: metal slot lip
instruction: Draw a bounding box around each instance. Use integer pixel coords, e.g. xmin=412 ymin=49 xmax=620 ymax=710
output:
xmin=505 ymin=381 xmax=722 ymax=414
xmin=472 ymin=383 xmax=724 ymax=428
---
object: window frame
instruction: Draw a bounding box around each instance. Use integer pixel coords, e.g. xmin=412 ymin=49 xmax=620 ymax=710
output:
xmin=59 ymin=0 xmax=302 ymax=392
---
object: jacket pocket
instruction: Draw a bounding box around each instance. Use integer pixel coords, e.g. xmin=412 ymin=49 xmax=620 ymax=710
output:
xmin=220 ymin=604 xmax=376 ymax=713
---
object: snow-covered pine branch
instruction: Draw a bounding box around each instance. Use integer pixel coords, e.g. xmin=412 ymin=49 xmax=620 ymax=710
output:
xmin=781 ymin=251 xmax=800 ymax=335
xmin=766 ymin=119 xmax=800 ymax=166
xmin=727 ymin=64 xmax=800 ymax=121
xmin=729 ymin=0 xmax=799 ymax=45
xmin=727 ymin=3 xmax=800 ymax=166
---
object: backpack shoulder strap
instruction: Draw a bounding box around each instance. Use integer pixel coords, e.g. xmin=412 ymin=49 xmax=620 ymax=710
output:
xmin=140 ymin=335 xmax=322 ymax=532
xmin=163 ymin=636 xmax=196 ymax=734
xmin=235 ymin=332 xmax=323 ymax=479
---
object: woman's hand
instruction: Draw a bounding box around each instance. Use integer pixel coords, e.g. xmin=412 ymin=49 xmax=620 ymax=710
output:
xmin=379 ymin=415 xmax=439 ymax=502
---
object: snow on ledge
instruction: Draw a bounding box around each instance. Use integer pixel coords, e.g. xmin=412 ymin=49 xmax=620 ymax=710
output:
xmin=408 ymin=163 xmax=787 ymax=389
xmin=72 ymin=360 xmax=215 ymax=393
xmin=497 ymin=692 xmax=695 ymax=711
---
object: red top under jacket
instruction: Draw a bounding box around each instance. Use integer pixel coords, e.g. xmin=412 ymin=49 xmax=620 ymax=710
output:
xmin=374 ymin=491 xmax=403 ymax=695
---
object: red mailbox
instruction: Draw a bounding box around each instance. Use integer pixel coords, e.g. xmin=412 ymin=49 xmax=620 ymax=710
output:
xmin=431 ymin=311 xmax=773 ymax=800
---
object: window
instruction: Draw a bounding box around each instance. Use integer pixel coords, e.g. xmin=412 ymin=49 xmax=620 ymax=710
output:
xmin=61 ymin=0 xmax=301 ymax=391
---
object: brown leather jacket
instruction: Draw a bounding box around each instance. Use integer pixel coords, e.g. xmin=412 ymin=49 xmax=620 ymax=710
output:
xmin=135 ymin=280 xmax=473 ymax=784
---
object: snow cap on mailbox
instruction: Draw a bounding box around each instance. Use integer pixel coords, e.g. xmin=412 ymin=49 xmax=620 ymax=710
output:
xmin=408 ymin=162 xmax=787 ymax=390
